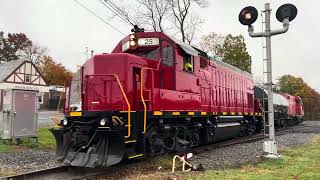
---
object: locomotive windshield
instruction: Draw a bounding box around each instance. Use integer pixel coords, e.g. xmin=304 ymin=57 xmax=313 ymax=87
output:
xmin=131 ymin=48 xmax=158 ymax=60
xmin=66 ymin=69 xmax=82 ymax=111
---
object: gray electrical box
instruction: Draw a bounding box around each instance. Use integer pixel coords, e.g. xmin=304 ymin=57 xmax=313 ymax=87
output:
xmin=0 ymin=90 xmax=38 ymax=139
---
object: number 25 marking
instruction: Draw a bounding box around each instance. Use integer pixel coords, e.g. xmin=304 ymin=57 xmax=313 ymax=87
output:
xmin=145 ymin=39 xmax=153 ymax=45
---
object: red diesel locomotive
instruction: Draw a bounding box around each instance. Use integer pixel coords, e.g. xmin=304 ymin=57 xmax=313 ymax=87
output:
xmin=51 ymin=27 xmax=302 ymax=168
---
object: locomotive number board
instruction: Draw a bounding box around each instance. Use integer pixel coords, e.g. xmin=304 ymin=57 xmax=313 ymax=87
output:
xmin=138 ymin=38 xmax=159 ymax=46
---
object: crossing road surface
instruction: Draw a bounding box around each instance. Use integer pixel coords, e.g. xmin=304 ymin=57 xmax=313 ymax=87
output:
xmin=38 ymin=110 xmax=63 ymax=128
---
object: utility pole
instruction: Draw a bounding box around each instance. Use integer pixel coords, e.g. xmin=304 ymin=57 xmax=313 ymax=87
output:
xmin=239 ymin=3 xmax=297 ymax=158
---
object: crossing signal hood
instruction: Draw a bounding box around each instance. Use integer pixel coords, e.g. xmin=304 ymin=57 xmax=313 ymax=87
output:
xmin=239 ymin=6 xmax=258 ymax=26
xmin=276 ymin=4 xmax=297 ymax=22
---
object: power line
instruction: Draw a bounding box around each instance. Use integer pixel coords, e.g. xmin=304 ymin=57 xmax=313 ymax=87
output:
xmin=72 ymin=0 xmax=126 ymax=35
xmin=104 ymin=0 xmax=129 ymax=19
xmin=98 ymin=0 xmax=134 ymax=26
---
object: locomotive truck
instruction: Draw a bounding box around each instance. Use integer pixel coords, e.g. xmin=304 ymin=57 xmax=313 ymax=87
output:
xmin=51 ymin=28 xmax=304 ymax=168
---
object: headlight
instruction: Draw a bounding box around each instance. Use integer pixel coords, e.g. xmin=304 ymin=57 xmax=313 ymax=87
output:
xmin=130 ymin=34 xmax=135 ymax=40
xmin=100 ymin=118 xmax=106 ymax=126
xmin=130 ymin=40 xmax=136 ymax=46
xmin=62 ymin=119 xmax=68 ymax=126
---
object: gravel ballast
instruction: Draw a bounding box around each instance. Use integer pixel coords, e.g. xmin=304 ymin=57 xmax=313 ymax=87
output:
xmin=188 ymin=120 xmax=320 ymax=170
xmin=0 ymin=150 xmax=61 ymax=176
xmin=189 ymin=133 xmax=317 ymax=170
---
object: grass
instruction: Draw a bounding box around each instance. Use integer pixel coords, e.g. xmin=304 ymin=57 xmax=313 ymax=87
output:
xmin=37 ymin=128 xmax=56 ymax=149
xmin=0 ymin=128 xmax=56 ymax=152
xmin=146 ymin=154 xmax=173 ymax=169
xmin=21 ymin=128 xmax=56 ymax=149
xmin=189 ymin=135 xmax=320 ymax=180
xmin=0 ymin=144 xmax=14 ymax=153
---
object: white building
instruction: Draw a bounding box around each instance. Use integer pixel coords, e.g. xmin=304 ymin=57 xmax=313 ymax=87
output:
xmin=0 ymin=59 xmax=49 ymax=110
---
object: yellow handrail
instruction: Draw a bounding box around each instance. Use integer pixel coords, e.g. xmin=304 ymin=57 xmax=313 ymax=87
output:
xmin=87 ymin=74 xmax=131 ymax=138
xmin=111 ymin=74 xmax=131 ymax=138
xmin=140 ymin=58 xmax=162 ymax=133
xmin=140 ymin=68 xmax=154 ymax=134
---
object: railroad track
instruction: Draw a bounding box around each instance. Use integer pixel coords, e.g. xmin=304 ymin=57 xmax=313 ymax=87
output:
xmin=2 ymin=166 xmax=111 ymax=180
xmin=192 ymin=123 xmax=314 ymax=155
xmin=3 ymin=123 xmax=315 ymax=180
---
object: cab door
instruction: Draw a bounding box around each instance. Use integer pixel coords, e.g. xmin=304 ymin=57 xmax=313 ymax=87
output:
xmin=132 ymin=67 xmax=141 ymax=111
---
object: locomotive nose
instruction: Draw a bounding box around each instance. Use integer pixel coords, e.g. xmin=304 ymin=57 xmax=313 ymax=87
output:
xmin=50 ymin=127 xmax=126 ymax=168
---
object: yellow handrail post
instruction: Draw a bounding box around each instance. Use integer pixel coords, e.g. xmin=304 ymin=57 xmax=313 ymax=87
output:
xmin=86 ymin=74 xmax=131 ymax=138
xmin=140 ymin=68 xmax=154 ymax=134
xmin=112 ymin=75 xmax=131 ymax=138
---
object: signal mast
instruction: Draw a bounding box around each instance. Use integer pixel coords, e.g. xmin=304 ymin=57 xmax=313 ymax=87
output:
xmin=238 ymin=3 xmax=298 ymax=158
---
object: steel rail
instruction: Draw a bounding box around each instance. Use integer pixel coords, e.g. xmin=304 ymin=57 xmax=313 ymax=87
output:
xmin=3 ymin=166 xmax=112 ymax=180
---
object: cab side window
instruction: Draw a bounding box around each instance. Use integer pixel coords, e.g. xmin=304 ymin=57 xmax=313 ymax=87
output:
xmin=183 ymin=53 xmax=194 ymax=73
xmin=161 ymin=44 xmax=173 ymax=66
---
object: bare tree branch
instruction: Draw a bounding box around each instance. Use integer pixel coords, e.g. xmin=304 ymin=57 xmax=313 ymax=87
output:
xmin=198 ymin=32 xmax=225 ymax=56
xmin=169 ymin=0 xmax=206 ymax=43
xmin=18 ymin=44 xmax=48 ymax=64
xmin=109 ymin=0 xmax=170 ymax=32
xmin=184 ymin=14 xmax=203 ymax=44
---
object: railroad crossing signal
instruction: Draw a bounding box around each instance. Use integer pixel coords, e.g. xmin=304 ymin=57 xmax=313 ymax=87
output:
xmin=239 ymin=3 xmax=298 ymax=158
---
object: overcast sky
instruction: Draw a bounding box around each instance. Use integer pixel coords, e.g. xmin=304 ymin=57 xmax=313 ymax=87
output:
xmin=1 ymin=0 xmax=319 ymax=90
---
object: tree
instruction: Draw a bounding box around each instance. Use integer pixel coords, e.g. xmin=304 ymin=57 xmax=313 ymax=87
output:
xmin=19 ymin=44 xmax=48 ymax=64
xmin=222 ymin=34 xmax=251 ymax=73
xmin=0 ymin=31 xmax=47 ymax=64
xmin=198 ymin=33 xmax=252 ymax=73
xmin=184 ymin=14 xmax=203 ymax=44
xmin=105 ymin=0 xmax=170 ymax=32
xmin=169 ymin=0 xmax=207 ymax=43
xmin=278 ymin=75 xmax=320 ymax=120
xmin=135 ymin=0 xmax=170 ymax=32
xmin=198 ymin=32 xmax=225 ymax=56
xmin=107 ymin=0 xmax=206 ymax=43
xmin=39 ymin=56 xmax=73 ymax=86
xmin=0 ymin=32 xmax=32 ymax=62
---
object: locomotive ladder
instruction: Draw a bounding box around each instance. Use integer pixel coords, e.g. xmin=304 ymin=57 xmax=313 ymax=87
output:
xmin=140 ymin=68 xmax=155 ymax=134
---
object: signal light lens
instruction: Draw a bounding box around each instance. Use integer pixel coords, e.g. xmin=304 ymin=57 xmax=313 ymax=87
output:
xmin=245 ymin=13 xmax=252 ymax=20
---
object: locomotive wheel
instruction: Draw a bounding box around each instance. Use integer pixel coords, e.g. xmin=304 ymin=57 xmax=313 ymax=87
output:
xmin=146 ymin=126 xmax=165 ymax=155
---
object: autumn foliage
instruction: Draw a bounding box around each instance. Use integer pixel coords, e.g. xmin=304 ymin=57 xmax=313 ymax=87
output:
xmin=278 ymin=75 xmax=320 ymax=120
xmin=38 ymin=56 xmax=73 ymax=86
